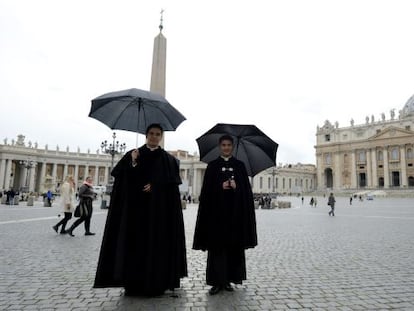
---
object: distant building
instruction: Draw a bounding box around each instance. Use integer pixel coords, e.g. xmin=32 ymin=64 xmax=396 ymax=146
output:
xmin=1 ymin=137 xmax=316 ymax=198
xmin=315 ymin=95 xmax=414 ymax=191
xmin=251 ymin=163 xmax=316 ymax=195
xmin=0 ymin=135 xmax=117 ymax=193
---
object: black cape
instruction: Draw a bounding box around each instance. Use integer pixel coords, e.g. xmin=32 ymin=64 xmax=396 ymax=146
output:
xmin=94 ymin=146 xmax=187 ymax=295
xmin=193 ymin=156 xmax=257 ymax=251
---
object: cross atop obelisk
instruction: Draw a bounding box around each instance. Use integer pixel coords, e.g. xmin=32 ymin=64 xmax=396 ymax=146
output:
xmin=150 ymin=9 xmax=167 ymax=146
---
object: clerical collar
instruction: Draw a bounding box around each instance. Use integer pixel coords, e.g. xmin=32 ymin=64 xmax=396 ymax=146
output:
xmin=220 ymin=155 xmax=232 ymax=161
xmin=146 ymin=145 xmax=159 ymax=151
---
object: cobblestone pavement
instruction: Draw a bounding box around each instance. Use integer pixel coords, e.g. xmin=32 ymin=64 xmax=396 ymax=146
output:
xmin=1 ymin=196 xmax=414 ymax=310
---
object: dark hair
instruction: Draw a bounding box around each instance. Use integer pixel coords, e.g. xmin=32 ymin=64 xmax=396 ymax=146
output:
xmin=145 ymin=123 xmax=164 ymax=135
xmin=219 ymin=134 xmax=233 ymax=144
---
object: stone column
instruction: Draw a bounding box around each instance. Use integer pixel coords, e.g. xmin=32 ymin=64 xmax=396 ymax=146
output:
xmin=94 ymin=166 xmax=99 ymax=185
xmin=334 ymin=153 xmax=341 ymax=190
xmin=383 ymin=147 xmax=389 ymax=188
xmin=63 ymin=164 xmax=68 ymax=179
xmin=400 ymin=145 xmax=407 ymax=187
xmin=28 ymin=163 xmax=37 ymax=192
xmin=350 ymin=151 xmax=357 ymax=188
xmin=316 ymin=154 xmax=323 ymax=191
xmin=4 ymin=160 xmax=12 ymax=190
xmin=104 ymin=166 xmax=109 ymax=185
xmin=52 ymin=163 xmax=57 ymax=189
xmin=74 ymin=165 xmax=79 ymax=185
xmin=20 ymin=166 xmax=27 ymax=189
xmin=371 ymin=149 xmax=378 ymax=188
xmin=0 ymin=158 xmax=6 ymax=190
xmin=39 ymin=162 xmax=46 ymax=192
xmin=85 ymin=165 xmax=89 ymax=179
xmin=192 ymin=167 xmax=197 ymax=198
xmin=366 ymin=149 xmax=372 ymax=188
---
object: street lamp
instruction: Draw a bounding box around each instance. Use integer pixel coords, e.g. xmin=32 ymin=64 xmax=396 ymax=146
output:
xmin=101 ymin=132 xmax=126 ymax=182
xmin=19 ymin=159 xmax=36 ymax=192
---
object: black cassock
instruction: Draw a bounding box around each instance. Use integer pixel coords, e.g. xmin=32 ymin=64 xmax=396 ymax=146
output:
xmin=94 ymin=146 xmax=187 ymax=296
xmin=193 ymin=156 xmax=257 ymax=286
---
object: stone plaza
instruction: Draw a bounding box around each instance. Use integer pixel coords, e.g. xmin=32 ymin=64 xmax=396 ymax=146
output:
xmin=1 ymin=196 xmax=414 ymax=310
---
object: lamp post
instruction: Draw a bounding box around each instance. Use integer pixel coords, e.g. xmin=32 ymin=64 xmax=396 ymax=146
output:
xmin=19 ymin=159 xmax=36 ymax=192
xmin=101 ymin=132 xmax=126 ymax=183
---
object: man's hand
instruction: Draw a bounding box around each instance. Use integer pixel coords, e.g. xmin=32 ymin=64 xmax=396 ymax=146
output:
xmin=222 ymin=181 xmax=232 ymax=190
xmin=230 ymin=179 xmax=237 ymax=189
xmin=143 ymin=184 xmax=151 ymax=192
xmin=131 ymin=149 xmax=139 ymax=166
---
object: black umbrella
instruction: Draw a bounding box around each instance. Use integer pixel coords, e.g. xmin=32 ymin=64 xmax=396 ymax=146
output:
xmin=89 ymin=88 xmax=186 ymax=134
xmin=196 ymin=123 xmax=278 ymax=176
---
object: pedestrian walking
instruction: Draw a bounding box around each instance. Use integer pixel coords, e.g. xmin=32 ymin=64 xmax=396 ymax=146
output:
xmin=66 ymin=176 xmax=96 ymax=236
xmin=52 ymin=175 xmax=75 ymax=234
xmin=349 ymin=196 xmax=353 ymax=205
xmin=301 ymin=196 xmax=304 ymax=204
xmin=193 ymin=135 xmax=257 ymax=295
xmin=328 ymin=192 xmax=336 ymax=216
xmin=309 ymin=197 xmax=314 ymax=207
xmin=46 ymin=189 xmax=53 ymax=206
xmin=94 ymin=124 xmax=187 ymax=297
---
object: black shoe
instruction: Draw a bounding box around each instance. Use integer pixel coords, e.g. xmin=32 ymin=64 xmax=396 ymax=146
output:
xmin=67 ymin=230 xmax=75 ymax=237
xmin=52 ymin=225 xmax=58 ymax=233
xmin=60 ymin=230 xmax=67 ymax=235
xmin=209 ymin=286 xmax=221 ymax=295
xmin=224 ymin=283 xmax=234 ymax=292
xmin=85 ymin=232 xmax=95 ymax=236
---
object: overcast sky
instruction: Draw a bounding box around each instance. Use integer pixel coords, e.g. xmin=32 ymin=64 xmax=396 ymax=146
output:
xmin=1 ymin=0 xmax=414 ymax=164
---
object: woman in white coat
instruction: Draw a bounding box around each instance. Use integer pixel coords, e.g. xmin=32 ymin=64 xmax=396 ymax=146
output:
xmin=52 ymin=175 xmax=75 ymax=234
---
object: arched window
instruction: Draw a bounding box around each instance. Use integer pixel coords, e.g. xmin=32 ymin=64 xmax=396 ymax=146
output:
xmin=407 ymin=148 xmax=413 ymax=159
xmin=325 ymin=154 xmax=331 ymax=165
xmin=377 ymin=150 xmax=383 ymax=161
xmin=358 ymin=151 xmax=366 ymax=162
xmin=259 ymin=177 xmax=263 ymax=189
xmin=391 ymin=147 xmax=399 ymax=160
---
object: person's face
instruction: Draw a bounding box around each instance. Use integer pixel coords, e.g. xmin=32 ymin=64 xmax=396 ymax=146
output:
xmin=219 ymin=140 xmax=233 ymax=157
xmin=146 ymin=127 xmax=163 ymax=148
xmin=86 ymin=177 xmax=93 ymax=184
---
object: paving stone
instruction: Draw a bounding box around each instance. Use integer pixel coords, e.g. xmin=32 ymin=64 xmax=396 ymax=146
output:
xmin=1 ymin=197 xmax=414 ymax=310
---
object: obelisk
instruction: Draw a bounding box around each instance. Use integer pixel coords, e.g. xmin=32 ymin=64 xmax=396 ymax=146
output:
xmin=150 ymin=10 xmax=167 ymax=147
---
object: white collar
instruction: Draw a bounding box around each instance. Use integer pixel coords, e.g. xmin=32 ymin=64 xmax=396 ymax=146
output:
xmin=146 ymin=145 xmax=159 ymax=151
xmin=220 ymin=155 xmax=232 ymax=161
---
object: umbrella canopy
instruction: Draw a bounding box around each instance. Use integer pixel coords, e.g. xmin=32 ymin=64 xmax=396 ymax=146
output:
xmin=89 ymin=88 xmax=186 ymax=134
xmin=196 ymin=123 xmax=278 ymax=176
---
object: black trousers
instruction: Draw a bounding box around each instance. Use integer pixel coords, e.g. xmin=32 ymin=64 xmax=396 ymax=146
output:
xmin=206 ymin=248 xmax=246 ymax=286
xmin=55 ymin=212 xmax=72 ymax=232
xmin=70 ymin=204 xmax=93 ymax=233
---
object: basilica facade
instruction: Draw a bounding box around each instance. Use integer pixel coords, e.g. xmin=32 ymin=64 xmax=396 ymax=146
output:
xmin=315 ymin=95 xmax=414 ymax=191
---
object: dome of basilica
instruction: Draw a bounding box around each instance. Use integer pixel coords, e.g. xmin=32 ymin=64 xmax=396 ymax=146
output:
xmin=401 ymin=94 xmax=414 ymax=118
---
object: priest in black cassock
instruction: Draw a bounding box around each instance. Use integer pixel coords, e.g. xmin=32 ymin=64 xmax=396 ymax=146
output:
xmin=193 ymin=135 xmax=257 ymax=295
xmin=94 ymin=124 xmax=187 ymax=296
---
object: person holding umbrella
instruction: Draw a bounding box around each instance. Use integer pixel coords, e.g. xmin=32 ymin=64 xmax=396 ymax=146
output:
xmin=94 ymin=123 xmax=187 ymax=297
xmin=193 ymin=134 xmax=257 ymax=295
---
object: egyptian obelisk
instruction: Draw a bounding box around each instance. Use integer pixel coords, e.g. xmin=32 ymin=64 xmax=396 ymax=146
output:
xmin=150 ymin=10 xmax=167 ymax=147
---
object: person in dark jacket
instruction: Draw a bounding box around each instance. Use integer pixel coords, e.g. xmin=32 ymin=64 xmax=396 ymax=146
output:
xmin=93 ymin=124 xmax=187 ymax=297
xmin=193 ymin=135 xmax=257 ymax=295
xmin=66 ymin=176 xmax=96 ymax=236
xmin=328 ymin=192 xmax=336 ymax=216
